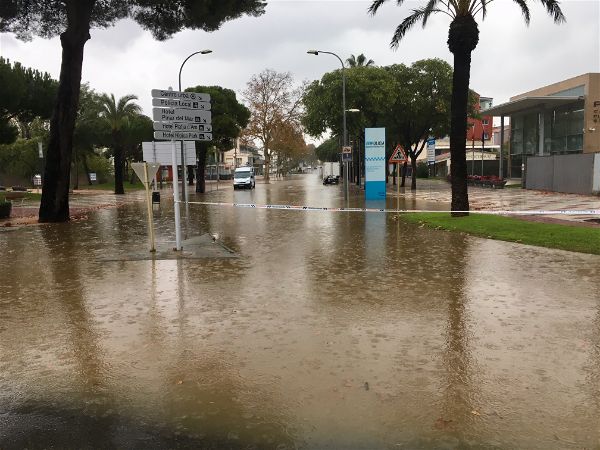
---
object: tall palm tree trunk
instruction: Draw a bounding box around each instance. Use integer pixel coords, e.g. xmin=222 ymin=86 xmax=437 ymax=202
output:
xmin=448 ymin=15 xmax=479 ymax=216
xmin=39 ymin=0 xmax=95 ymax=222
xmin=114 ymin=142 xmax=125 ymax=195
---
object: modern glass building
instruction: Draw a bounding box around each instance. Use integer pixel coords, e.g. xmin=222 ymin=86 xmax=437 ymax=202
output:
xmin=484 ymin=73 xmax=600 ymax=193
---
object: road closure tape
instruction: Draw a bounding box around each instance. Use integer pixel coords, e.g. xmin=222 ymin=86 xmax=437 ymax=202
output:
xmin=181 ymin=200 xmax=600 ymax=216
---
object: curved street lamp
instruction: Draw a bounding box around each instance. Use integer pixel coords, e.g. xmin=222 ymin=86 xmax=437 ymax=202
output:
xmin=307 ymin=49 xmax=349 ymax=201
xmin=178 ymin=49 xmax=212 ymax=202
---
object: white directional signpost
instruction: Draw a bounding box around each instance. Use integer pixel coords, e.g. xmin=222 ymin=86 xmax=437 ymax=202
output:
xmin=151 ymin=88 xmax=212 ymax=251
xmin=132 ymin=162 xmax=161 ymax=253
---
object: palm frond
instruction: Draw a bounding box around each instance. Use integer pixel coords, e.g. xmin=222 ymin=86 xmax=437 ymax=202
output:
xmin=512 ymin=0 xmax=531 ymax=25
xmin=369 ymin=0 xmax=407 ymax=15
xmin=390 ymin=8 xmax=426 ymax=48
xmin=539 ymin=0 xmax=566 ymax=23
xmin=422 ymin=0 xmax=442 ymax=26
xmin=368 ymin=0 xmax=388 ymax=15
xmin=117 ymin=94 xmax=139 ymax=112
xmin=471 ymin=0 xmax=490 ymax=19
xmin=391 ymin=6 xmax=449 ymax=48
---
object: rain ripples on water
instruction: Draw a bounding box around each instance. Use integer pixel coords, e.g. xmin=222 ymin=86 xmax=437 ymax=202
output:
xmin=0 ymin=175 xmax=599 ymax=448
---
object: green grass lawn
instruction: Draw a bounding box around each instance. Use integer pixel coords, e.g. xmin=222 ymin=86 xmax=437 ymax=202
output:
xmin=80 ymin=181 xmax=144 ymax=191
xmin=24 ymin=192 xmax=42 ymax=201
xmin=401 ymin=213 xmax=600 ymax=255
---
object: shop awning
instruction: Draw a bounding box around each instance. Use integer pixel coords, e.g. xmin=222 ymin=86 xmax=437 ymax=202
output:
xmin=482 ymin=96 xmax=583 ymax=116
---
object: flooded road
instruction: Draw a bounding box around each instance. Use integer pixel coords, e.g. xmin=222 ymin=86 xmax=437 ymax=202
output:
xmin=1 ymin=175 xmax=599 ymax=448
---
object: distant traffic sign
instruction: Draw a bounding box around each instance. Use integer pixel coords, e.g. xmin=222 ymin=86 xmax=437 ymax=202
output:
xmin=151 ymin=89 xmax=210 ymax=103
xmin=154 ymin=131 xmax=212 ymax=141
xmin=342 ymin=146 xmax=352 ymax=154
xmin=152 ymin=108 xmax=211 ymax=124
xmin=152 ymin=98 xmax=211 ymax=110
xmin=389 ymin=144 xmax=407 ymax=163
xmin=153 ymin=121 xmax=212 ymax=133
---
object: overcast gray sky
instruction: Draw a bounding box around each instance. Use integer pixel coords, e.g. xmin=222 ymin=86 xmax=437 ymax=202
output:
xmin=1 ymin=0 xmax=598 ymax=141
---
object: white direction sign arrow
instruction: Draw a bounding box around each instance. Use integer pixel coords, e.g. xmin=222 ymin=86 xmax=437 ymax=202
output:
xmin=154 ymin=131 xmax=212 ymax=141
xmin=131 ymin=162 xmax=161 ymax=185
xmin=152 ymin=108 xmax=211 ymax=124
xmin=153 ymin=121 xmax=212 ymax=133
xmin=151 ymin=89 xmax=210 ymax=103
xmin=152 ymin=98 xmax=211 ymax=110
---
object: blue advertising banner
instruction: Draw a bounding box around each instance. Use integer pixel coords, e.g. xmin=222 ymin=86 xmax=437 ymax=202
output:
xmin=364 ymin=128 xmax=386 ymax=200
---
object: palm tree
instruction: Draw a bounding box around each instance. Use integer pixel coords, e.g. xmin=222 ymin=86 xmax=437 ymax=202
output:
xmin=99 ymin=94 xmax=141 ymax=194
xmin=369 ymin=0 xmax=564 ymax=215
xmin=346 ymin=53 xmax=375 ymax=67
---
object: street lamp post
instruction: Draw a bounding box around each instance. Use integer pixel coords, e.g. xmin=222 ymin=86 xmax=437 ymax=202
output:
xmin=178 ymin=49 xmax=212 ymax=203
xmin=307 ymin=50 xmax=348 ymax=201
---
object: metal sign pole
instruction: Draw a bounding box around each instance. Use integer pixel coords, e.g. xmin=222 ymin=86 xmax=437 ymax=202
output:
xmin=143 ymin=163 xmax=156 ymax=252
xmin=152 ymin=141 xmax=158 ymax=191
xmin=171 ymin=139 xmax=182 ymax=251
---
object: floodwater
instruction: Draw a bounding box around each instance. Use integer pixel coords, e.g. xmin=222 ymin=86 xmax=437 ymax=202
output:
xmin=1 ymin=175 xmax=599 ymax=449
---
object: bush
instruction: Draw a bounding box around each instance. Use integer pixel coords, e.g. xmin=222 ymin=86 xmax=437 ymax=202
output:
xmin=85 ymin=153 xmax=113 ymax=183
xmin=416 ymin=161 xmax=429 ymax=178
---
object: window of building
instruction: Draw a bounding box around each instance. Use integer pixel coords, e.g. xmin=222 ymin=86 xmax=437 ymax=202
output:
xmin=511 ymin=114 xmax=524 ymax=156
xmin=483 ymin=132 xmax=489 ymax=140
xmin=548 ymin=104 xmax=584 ymax=154
xmin=482 ymin=119 xmax=489 ymax=126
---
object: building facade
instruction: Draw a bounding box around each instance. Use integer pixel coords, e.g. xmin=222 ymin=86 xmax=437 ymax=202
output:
xmin=467 ymin=95 xmax=494 ymax=142
xmin=484 ymin=73 xmax=600 ymax=194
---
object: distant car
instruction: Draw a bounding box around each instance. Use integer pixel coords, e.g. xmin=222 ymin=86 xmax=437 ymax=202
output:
xmin=233 ymin=167 xmax=255 ymax=189
xmin=323 ymin=175 xmax=339 ymax=185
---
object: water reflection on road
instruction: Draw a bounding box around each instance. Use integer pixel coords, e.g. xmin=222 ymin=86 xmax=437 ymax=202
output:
xmin=0 ymin=175 xmax=599 ymax=448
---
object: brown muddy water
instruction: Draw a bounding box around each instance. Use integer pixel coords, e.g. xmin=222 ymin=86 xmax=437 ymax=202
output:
xmin=1 ymin=175 xmax=599 ymax=449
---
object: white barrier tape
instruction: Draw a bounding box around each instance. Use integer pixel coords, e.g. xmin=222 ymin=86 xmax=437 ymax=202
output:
xmin=180 ymin=200 xmax=600 ymax=216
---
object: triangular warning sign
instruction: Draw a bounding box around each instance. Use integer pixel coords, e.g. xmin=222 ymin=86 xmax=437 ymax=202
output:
xmin=389 ymin=144 xmax=407 ymax=163
xmin=132 ymin=162 xmax=161 ymax=185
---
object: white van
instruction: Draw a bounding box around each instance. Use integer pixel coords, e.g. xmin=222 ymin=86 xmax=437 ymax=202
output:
xmin=233 ymin=166 xmax=255 ymax=189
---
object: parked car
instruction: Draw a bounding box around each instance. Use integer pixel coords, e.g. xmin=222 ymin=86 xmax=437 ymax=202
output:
xmin=323 ymin=175 xmax=340 ymax=185
xmin=233 ymin=167 xmax=256 ymax=189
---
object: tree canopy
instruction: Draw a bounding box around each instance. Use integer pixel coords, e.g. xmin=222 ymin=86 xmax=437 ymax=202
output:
xmin=0 ymin=1 xmax=267 ymax=40
xmin=187 ymin=85 xmax=250 ymax=153
xmin=186 ymin=85 xmax=250 ymax=192
xmin=347 ymin=54 xmax=375 ymax=67
xmin=0 ymin=57 xmax=57 ymax=143
xmin=302 ymin=66 xmax=393 ymax=141
xmin=243 ymin=69 xmax=304 ymax=182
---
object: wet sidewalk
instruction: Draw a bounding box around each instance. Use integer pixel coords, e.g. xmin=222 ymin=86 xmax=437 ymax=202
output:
xmin=385 ymin=178 xmax=600 ymax=224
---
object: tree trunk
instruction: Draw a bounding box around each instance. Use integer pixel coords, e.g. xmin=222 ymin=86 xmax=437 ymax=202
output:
xmin=195 ymin=143 xmax=208 ymax=193
xmin=401 ymin=161 xmax=407 ymax=187
xmin=411 ymin=156 xmax=417 ymax=191
xmin=39 ymin=0 xmax=95 ymax=222
xmin=264 ymin=147 xmax=270 ymax=182
xmin=448 ymin=14 xmax=479 ymax=216
xmin=187 ymin=165 xmax=194 ymax=185
xmin=73 ymin=149 xmax=79 ymax=190
xmin=114 ymin=143 xmax=125 ymax=194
